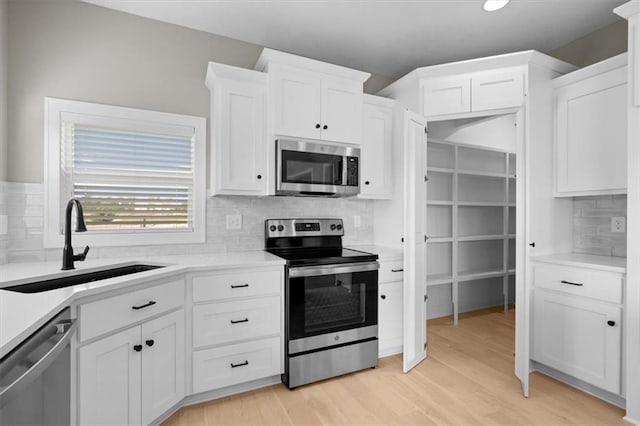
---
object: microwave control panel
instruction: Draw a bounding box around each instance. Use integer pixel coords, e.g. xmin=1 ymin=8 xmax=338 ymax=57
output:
xmin=346 ymin=157 xmax=359 ymax=186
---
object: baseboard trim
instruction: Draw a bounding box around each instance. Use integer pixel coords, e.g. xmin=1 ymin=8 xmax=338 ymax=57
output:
xmin=623 ymin=416 xmax=639 ymax=425
xmin=151 ymin=375 xmax=282 ymax=425
xmin=379 ymin=346 xmax=402 ymax=358
xmin=531 ymin=361 xmax=626 ymax=409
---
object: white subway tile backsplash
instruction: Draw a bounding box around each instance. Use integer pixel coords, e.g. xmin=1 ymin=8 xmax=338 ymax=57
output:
xmin=573 ymin=195 xmax=626 ymax=258
xmin=4 ymin=183 xmax=375 ymax=263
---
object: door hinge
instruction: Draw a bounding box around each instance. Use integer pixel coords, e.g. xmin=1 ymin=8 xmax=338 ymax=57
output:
xmin=424 ymin=235 xmax=428 ymax=242
xmin=424 ymin=294 xmax=428 ymax=302
xmin=424 ymin=175 xmax=429 ymax=182
xmin=424 ymin=127 xmax=428 ymax=134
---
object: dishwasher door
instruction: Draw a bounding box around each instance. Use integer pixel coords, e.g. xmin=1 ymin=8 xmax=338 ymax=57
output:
xmin=0 ymin=307 xmax=76 ymax=425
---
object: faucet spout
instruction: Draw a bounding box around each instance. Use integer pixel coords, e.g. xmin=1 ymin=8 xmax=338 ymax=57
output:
xmin=62 ymin=199 xmax=90 ymax=270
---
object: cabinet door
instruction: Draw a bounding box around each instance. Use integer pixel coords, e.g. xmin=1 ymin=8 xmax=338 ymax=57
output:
xmin=422 ymin=76 xmax=471 ymax=117
xmin=360 ymin=102 xmax=393 ymax=199
xmin=212 ymin=77 xmax=267 ymax=195
xmin=321 ymin=77 xmax=363 ymax=143
xmin=555 ymin=67 xmax=627 ymax=195
xmin=78 ymin=327 xmax=141 ymax=425
xmin=533 ymin=290 xmax=621 ymax=394
xmin=471 ymin=68 xmax=524 ymax=111
xmin=378 ymin=281 xmax=403 ymax=356
xmin=272 ymin=66 xmax=322 ymax=140
xmin=140 ymin=310 xmax=185 ymax=425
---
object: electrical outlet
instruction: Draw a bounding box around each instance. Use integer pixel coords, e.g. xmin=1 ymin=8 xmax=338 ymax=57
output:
xmin=226 ymin=214 xmax=242 ymax=230
xmin=611 ymin=217 xmax=626 ymax=233
xmin=354 ymin=215 xmax=361 ymax=228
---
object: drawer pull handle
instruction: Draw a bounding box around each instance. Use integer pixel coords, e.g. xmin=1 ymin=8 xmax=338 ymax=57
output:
xmin=230 ymin=318 xmax=249 ymax=324
xmin=132 ymin=301 xmax=156 ymax=310
xmin=380 ymin=294 xmax=386 ymax=300
xmin=607 ymin=320 xmax=616 ymax=327
xmin=133 ymin=344 xmax=143 ymax=352
xmin=230 ymin=283 xmax=249 ymax=289
xmin=560 ymin=280 xmax=583 ymax=287
xmin=230 ymin=360 xmax=249 ymax=368
xmin=391 ymin=268 xmax=404 ymax=272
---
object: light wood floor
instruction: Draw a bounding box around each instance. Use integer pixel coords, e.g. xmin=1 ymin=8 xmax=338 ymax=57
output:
xmin=164 ymin=307 xmax=626 ymax=425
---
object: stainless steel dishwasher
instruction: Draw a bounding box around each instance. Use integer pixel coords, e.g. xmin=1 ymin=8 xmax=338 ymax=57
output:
xmin=0 ymin=307 xmax=76 ymax=425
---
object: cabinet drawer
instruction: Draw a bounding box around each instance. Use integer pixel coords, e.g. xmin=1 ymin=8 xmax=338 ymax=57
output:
xmin=193 ymin=296 xmax=281 ymax=348
xmin=378 ymin=260 xmax=404 ymax=283
xmin=192 ymin=336 xmax=281 ymax=393
xmin=471 ymin=68 xmax=524 ymax=111
xmin=533 ymin=264 xmax=622 ymax=304
xmin=192 ymin=269 xmax=281 ymax=302
xmin=79 ymin=280 xmax=184 ymax=342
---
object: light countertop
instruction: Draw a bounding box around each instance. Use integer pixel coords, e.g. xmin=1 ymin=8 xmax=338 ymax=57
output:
xmin=0 ymin=251 xmax=285 ymax=358
xmin=532 ymin=252 xmax=626 ymax=274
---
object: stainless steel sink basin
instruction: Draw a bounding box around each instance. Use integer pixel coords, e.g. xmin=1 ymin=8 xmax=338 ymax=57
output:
xmin=2 ymin=264 xmax=165 ymax=293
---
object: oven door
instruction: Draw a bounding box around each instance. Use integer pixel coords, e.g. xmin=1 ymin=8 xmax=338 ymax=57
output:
xmin=276 ymin=139 xmax=359 ymax=196
xmin=287 ymin=262 xmax=378 ymax=353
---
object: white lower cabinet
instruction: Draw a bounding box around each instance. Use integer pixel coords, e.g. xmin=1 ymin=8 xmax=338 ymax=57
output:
xmin=377 ymin=258 xmax=404 ymax=356
xmin=532 ymin=262 xmax=623 ymax=395
xmin=190 ymin=267 xmax=283 ymax=394
xmin=78 ymin=309 xmax=185 ymax=425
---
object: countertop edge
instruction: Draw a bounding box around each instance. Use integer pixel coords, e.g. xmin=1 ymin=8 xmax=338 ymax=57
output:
xmin=531 ymin=253 xmax=626 ymax=274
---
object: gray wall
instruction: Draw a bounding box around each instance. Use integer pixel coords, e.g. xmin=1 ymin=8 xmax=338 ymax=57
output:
xmin=6 ymin=0 xmax=393 ymax=184
xmin=548 ymin=20 xmax=628 ymax=67
xmin=0 ymin=0 xmax=7 ymax=181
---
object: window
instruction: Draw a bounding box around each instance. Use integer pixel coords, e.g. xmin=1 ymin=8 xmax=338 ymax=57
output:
xmin=44 ymin=98 xmax=206 ymax=247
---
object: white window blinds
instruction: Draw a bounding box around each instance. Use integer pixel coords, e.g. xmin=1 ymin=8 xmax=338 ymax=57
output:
xmin=60 ymin=122 xmax=196 ymax=232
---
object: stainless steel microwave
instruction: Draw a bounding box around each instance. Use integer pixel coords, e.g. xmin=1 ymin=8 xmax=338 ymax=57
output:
xmin=276 ymin=139 xmax=360 ymax=197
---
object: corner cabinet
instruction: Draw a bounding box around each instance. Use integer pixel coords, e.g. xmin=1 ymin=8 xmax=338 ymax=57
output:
xmin=360 ymin=94 xmax=395 ymax=199
xmin=256 ymin=48 xmax=370 ymax=145
xmin=422 ymin=67 xmax=524 ymax=118
xmin=553 ymin=54 xmax=628 ymax=197
xmin=206 ymin=62 xmax=268 ymax=196
xmin=77 ymin=280 xmax=185 ymax=425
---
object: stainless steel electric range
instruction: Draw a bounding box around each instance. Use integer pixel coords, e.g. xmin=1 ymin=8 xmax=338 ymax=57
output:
xmin=265 ymin=218 xmax=379 ymax=389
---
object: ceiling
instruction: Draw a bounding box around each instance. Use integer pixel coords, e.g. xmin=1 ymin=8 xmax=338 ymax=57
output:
xmin=82 ymin=0 xmax=627 ymax=79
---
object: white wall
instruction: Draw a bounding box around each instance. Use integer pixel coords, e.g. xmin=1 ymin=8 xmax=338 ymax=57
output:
xmin=6 ymin=0 xmax=393 ymax=184
xmin=0 ymin=0 xmax=7 ymax=182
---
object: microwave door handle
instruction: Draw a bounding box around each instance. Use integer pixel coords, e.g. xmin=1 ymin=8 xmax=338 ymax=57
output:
xmin=342 ymin=156 xmax=348 ymax=186
xmin=0 ymin=319 xmax=77 ymax=409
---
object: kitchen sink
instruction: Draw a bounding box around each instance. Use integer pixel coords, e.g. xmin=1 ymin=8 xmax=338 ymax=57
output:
xmin=2 ymin=264 xmax=165 ymax=293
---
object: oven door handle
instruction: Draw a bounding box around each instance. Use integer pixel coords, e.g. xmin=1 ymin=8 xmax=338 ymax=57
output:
xmin=288 ymin=261 xmax=379 ymax=278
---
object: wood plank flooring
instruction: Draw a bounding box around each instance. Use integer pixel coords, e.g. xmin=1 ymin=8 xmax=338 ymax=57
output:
xmin=164 ymin=307 xmax=626 ymax=425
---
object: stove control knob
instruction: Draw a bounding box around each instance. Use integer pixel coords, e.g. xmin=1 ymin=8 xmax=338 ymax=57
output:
xmin=330 ymin=224 xmax=337 ymax=231
xmin=269 ymin=225 xmax=276 ymax=232
xmin=336 ymin=224 xmax=343 ymax=230
xmin=277 ymin=225 xmax=284 ymax=232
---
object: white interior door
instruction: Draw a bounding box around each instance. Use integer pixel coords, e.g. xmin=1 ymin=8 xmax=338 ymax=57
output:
xmin=403 ymin=109 xmax=428 ymax=373
xmin=514 ymin=108 xmax=529 ymax=397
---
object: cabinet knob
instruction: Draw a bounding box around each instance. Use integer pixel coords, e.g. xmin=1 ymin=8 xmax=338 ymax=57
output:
xmin=607 ymin=320 xmax=616 ymax=327
xmin=315 ymin=123 xmax=321 ymax=129
xmin=365 ymin=181 xmax=370 ymax=185
xmin=145 ymin=339 xmax=154 ymax=347
xmin=133 ymin=344 xmax=143 ymax=352
xmin=380 ymin=294 xmax=386 ymax=300
xmin=257 ymin=174 xmax=262 ymax=180
xmin=323 ymin=125 xmax=328 ymax=130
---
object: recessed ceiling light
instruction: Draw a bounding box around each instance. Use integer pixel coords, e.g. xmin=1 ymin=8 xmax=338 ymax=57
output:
xmin=483 ymin=0 xmax=510 ymax=12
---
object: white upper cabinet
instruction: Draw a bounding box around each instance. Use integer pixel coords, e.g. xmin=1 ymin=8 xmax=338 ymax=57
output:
xmin=554 ymin=54 xmax=628 ymax=196
xmin=471 ymin=68 xmax=524 ymax=111
xmin=360 ymin=94 xmax=395 ymax=199
xmin=421 ymin=68 xmax=524 ymax=118
xmin=206 ymin=62 xmax=268 ymax=196
xmin=256 ymin=48 xmax=370 ymax=145
xmin=423 ymin=76 xmax=471 ymax=117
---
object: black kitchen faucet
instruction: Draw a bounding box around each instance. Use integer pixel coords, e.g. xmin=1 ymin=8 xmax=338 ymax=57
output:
xmin=62 ymin=198 xmax=90 ymax=270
